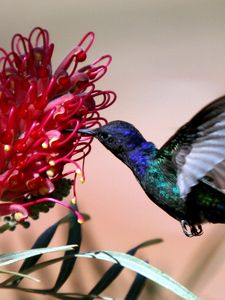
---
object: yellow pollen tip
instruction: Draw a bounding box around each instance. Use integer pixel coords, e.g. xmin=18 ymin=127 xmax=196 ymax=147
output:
xmin=14 ymin=212 xmax=24 ymax=222
xmin=42 ymin=142 xmax=48 ymax=149
xmin=71 ymin=197 xmax=76 ymax=204
xmin=76 ymin=169 xmax=82 ymax=175
xmin=49 ymin=160 xmax=55 ymax=166
xmin=77 ymin=218 xmax=84 ymax=224
xmin=4 ymin=144 xmax=11 ymax=152
xmin=80 ymin=177 xmax=85 ymax=184
xmin=46 ymin=169 xmax=55 ymax=177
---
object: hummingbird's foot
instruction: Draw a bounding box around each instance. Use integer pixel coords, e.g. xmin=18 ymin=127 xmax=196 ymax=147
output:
xmin=181 ymin=220 xmax=203 ymax=237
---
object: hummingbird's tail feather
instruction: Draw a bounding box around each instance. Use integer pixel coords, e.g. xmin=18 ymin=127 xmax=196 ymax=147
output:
xmin=187 ymin=181 xmax=225 ymax=224
xmin=204 ymin=201 xmax=225 ymax=224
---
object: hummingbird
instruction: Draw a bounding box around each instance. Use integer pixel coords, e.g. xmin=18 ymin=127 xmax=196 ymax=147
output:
xmin=77 ymin=95 xmax=225 ymax=237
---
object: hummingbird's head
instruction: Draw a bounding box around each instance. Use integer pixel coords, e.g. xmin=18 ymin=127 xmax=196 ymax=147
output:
xmin=79 ymin=120 xmax=146 ymax=159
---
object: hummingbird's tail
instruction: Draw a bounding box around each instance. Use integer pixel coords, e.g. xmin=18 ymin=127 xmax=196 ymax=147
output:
xmin=190 ymin=181 xmax=225 ymax=224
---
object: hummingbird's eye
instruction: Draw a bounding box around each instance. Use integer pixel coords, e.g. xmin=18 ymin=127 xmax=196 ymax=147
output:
xmin=99 ymin=132 xmax=108 ymax=140
xmin=98 ymin=131 xmax=115 ymax=145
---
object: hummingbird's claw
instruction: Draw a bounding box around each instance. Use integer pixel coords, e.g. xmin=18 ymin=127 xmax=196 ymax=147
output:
xmin=181 ymin=220 xmax=203 ymax=237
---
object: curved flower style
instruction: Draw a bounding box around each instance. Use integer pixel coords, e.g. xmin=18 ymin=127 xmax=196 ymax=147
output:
xmin=0 ymin=27 xmax=116 ymax=227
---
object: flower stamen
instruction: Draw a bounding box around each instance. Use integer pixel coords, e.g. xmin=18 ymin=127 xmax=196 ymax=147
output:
xmin=4 ymin=145 xmax=11 ymax=152
xmin=42 ymin=142 xmax=48 ymax=149
xmin=46 ymin=168 xmax=55 ymax=178
xmin=48 ymin=160 xmax=55 ymax=166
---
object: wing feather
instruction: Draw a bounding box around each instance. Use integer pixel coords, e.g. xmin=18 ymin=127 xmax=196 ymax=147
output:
xmin=207 ymin=161 xmax=225 ymax=190
xmin=158 ymin=95 xmax=225 ymax=198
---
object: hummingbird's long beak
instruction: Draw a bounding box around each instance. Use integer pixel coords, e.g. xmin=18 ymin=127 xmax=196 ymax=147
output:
xmin=77 ymin=128 xmax=97 ymax=136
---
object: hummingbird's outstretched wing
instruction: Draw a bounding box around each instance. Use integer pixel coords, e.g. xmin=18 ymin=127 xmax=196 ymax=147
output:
xmin=158 ymin=95 xmax=225 ymax=198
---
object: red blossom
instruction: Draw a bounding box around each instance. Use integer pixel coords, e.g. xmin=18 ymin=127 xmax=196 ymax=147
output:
xmin=0 ymin=27 xmax=116 ymax=226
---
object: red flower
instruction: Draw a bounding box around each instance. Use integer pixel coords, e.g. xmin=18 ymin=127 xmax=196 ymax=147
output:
xmin=0 ymin=27 xmax=116 ymax=227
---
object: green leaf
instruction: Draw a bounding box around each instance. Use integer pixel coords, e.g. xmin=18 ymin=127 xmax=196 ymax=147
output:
xmin=10 ymin=210 xmax=82 ymax=289
xmin=5 ymin=215 xmax=69 ymax=287
xmin=76 ymin=251 xmax=199 ymax=300
xmin=0 ymin=244 xmax=77 ymax=267
xmin=16 ymin=217 xmax=63 ymax=276
xmin=0 ymin=269 xmax=39 ymax=282
xmin=125 ymin=273 xmax=146 ymax=300
xmin=0 ymin=286 xmax=112 ymax=300
xmin=89 ymin=238 xmax=162 ymax=295
xmin=128 ymin=239 xmax=163 ymax=255
xmin=48 ymin=292 xmax=113 ymax=300
xmin=51 ymin=209 xmax=82 ymax=291
xmin=1 ymin=255 xmax=74 ymax=286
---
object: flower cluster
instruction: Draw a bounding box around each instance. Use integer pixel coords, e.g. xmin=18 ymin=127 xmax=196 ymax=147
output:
xmin=0 ymin=27 xmax=116 ymax=228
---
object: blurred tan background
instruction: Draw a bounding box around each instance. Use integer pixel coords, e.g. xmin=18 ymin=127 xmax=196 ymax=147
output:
xmin=1 ymin=1 xmax=225 ymax=299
